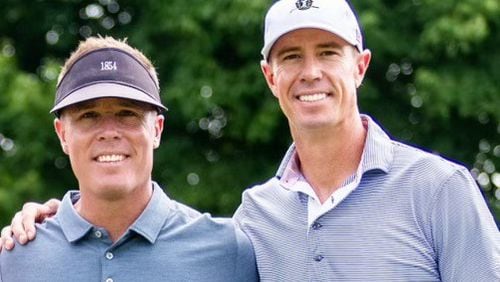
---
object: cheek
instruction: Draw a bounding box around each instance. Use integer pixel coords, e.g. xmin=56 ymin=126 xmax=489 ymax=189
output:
xmin=328 ymin=62 xmax=357 ymax=89
xmin=136 ymin=126 xmax=157 ymax=150
xmin=65 ymin=138 xmax=87 ymax=163
xmin=273 ymin=66 xmax=295 ymax=93
xmin=63 ymin=131 xmax=80 ymax=153
xmin=341 ymin=59 xmax=359 ymax=83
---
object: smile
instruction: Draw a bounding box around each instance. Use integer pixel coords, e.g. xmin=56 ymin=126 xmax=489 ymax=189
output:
xmin=297 ymin=93 xmax=328 ymax=102
xmin=96 ymin=154 xmax=127 ymax=163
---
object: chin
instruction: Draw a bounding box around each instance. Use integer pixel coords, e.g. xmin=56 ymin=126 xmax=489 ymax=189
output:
xmin=296 ymin=119 xmax=334 ymax=129
xmin=88 ymin=180 xmax=135 ymax=197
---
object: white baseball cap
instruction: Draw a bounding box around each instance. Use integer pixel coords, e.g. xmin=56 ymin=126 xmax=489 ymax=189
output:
xmin=261 ymin=0 xmax=363 ymax=61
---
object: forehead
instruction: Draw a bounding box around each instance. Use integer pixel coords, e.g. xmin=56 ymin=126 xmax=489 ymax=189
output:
xmin=270 ymin=28 xmax=351 ymax=55
xmin=65 ymin=98 xmax=153 ymax=112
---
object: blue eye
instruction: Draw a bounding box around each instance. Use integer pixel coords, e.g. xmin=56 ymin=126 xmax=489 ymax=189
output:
xmin=320 ymin=50 xmax=338 ymax=56
xmin=81 ymin=111 xmax=99 ymax=119
xmin=283 ymin=54 xmax=301 ymax=61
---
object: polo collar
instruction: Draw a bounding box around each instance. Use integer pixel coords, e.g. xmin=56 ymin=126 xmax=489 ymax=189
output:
xmin=58 ymin=191 xmax=93 ymax=243
xmin=128 ymin=182 xmax=171 ymax=244
xmin=276 ymin=114 xmax=393 ymax=180
xmin=58 ymin=182 xmax=171 ymax=244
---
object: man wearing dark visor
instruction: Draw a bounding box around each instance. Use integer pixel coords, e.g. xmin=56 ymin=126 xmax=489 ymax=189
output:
xmin=0 ymin=36 xmax=257 ymax=282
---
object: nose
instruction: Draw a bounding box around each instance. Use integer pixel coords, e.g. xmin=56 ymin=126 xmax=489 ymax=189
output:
xmin=96 ymin=115 xmax=122 ymax=141
xmin=300 ymin=56 xmax=323 ymax=83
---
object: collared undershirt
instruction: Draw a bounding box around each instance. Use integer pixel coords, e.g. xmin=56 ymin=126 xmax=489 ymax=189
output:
xmin=280 ymin=119 xmax=368 ymax=227
xmin=283 ymin=154 xmax=364 ymax=227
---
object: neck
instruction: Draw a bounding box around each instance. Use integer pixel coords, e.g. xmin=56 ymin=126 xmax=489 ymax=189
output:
xmin=75 ymin=181 xmax=153 ymax=242
xmin=291 ymin=115 xmax=367 ymax=203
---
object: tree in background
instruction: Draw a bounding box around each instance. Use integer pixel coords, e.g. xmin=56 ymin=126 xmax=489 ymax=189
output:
xmin=1 ymin=0 xmax=498 ymax=226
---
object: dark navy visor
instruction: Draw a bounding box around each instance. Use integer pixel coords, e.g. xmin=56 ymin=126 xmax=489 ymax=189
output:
xmin=51 ymin=47 xmax=167 ymax=116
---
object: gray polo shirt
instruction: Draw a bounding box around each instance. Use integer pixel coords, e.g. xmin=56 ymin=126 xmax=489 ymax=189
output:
xmin=234 ymin=115 xmax=499 ymax=281
xmin=0 ymin=183 xmax=257 ymax=282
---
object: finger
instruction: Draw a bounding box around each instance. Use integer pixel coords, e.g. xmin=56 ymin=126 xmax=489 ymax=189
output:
xmin=24 ymin=199 xmax=61 ymax=241
xmin=11 ymin=211 xmax=28 ymax=245
xmin=21 ymin=202 xmax=47 ymax=241
xmin=43 ymin=198 xmax=61 ymax=217
xmin=1 ymin=226 xmax=15 ymax=251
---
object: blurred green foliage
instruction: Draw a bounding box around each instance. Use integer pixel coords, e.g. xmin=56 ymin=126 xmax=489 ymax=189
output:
xmin=0 ymin=0 xmax=498 ymax=227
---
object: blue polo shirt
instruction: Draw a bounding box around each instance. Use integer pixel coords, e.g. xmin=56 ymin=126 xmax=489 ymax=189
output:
xmin=234 ymin=115 xmax=499 ymax=281
xmin=0 ymin=183 xmax=257 ymax=282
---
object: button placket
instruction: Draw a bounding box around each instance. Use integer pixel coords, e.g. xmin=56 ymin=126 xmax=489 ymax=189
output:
xmin=313 ymin=254 xmax=324 ymax=262
xmin=311 ymin=222 xmax=322 ymax=230
xmin=105 ymin=252 xmax=114 ymax=260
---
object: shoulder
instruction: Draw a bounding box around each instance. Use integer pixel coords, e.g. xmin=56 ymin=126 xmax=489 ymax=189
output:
xmin=151 ymin=186 xmax=248 ymax=248
xmin=0 ymin=217 xmax=65 ymax=268
xmin=241 ymin=177 xmax=281 ymax=200
xmin=164 ymin=198 xmax=247 ymax=243
xmin=236 ymin=177 xmax=289 ymax=215
xmin=386 ymin=140 xmax=492 ymax=223
xmin=234 ymin=176 xmax=295 ymax=227
xmin=389 ymin=139 xmax=468 ymax=181
xmin=165 ymin=198 xmax=203 ymax=219
xmin=160 ymin=199 xmax=256 ymax=268
xmin=384 ymin=140 xmax=482 ymax=206
xmin=159 ymin=200 xmax=258 ymax=281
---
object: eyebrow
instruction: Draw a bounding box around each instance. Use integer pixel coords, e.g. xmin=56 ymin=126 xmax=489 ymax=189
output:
xmin=274 ymin=41 xmax=344 ymax=58
xmin=275 ymin=47 xmax=301 ymax=59
xmin=70 ymin=99 xmax=149 ymax=112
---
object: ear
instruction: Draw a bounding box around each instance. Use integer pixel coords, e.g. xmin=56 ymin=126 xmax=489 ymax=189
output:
xmin=260 ymin=60 xmax=279 ymax=98
xmin=54 ymin=118 xmax=69 ymax=155
xmin=354 ymin=49 xmax=371 ymax=88
xmin=153 ymin=114 xmax=165 ymax=149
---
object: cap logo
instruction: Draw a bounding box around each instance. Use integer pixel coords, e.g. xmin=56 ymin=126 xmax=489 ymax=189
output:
xmin=100 ymin=60 xmax=117 ymax=71
xmin=295 ymin=0 xmax=317 ymax=11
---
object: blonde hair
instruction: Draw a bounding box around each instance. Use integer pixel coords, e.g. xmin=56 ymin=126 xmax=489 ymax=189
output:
xmin=57 ymin=36 xmax=159 ymax=88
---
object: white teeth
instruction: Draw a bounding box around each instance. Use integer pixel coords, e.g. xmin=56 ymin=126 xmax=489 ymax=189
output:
xmin=298 ymin=93 xmax=327 ymax=102
xmin=97 ymin=154 xmax=125 ymax=163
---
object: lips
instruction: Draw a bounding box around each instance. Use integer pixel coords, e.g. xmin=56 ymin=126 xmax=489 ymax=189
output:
xmin=297 ymin=92 xmax=329 ymax=102
xmin=95 ymin=154 xmax=127 ymax=163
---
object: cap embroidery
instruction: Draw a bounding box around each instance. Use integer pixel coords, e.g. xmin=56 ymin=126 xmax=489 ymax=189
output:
xmin=100 ymin=61 xmax=117 ymax=71
xmin=355 ymin=28 xmax=362 ymax=45
xmin=295 ymin=0 xmax=317 ymax=11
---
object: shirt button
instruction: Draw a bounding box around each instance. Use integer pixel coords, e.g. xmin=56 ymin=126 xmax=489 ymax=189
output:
xmin=314 ymin=255 xmax=324 ymax=262
xmin=105 ymin=278 xmax=113 ymax=282
xmin=312 ymin=222 xmax=322 ymax=230
xmin=95 ymin=231 xmax=102 ymax=238
xmin=105 ymin=252 xmax=114 ymax=260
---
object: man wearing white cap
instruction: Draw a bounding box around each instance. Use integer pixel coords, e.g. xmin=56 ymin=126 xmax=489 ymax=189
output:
xmin=0 ymin=36 xmax=257 ymax=282
xmin=234 ymin=0 xmax=499 ymax=281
